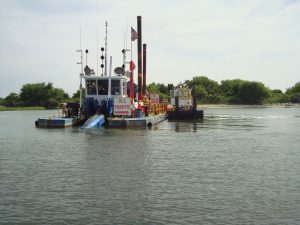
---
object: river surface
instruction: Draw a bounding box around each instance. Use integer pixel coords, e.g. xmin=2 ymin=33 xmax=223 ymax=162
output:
xmin=0 ymin=106 xmax=300 ymax=225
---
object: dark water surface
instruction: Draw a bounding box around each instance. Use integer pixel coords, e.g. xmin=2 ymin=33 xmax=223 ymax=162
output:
xmin=1 ymin=107 xmax=300 ymax=224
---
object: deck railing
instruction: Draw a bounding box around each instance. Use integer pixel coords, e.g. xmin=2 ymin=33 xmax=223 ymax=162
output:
xmin=147 ymin=103 xmax=168 ymax=115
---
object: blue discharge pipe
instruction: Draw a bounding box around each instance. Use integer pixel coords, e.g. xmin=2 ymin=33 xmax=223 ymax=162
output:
xmin=107 ymin=98 xmax=113 ymax=117
xmin=81 ymin=114 xmax=105 ymax=128
xmin=84 ymin=97 xmax=99 ymax=117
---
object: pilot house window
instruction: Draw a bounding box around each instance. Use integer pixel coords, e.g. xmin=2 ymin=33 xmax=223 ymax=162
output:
xmin=111 ymin=80 xmax=120 ymax=95
xmin=86 ymin=80 xmax=96 ymax=95
xmin=98 ymin=80 xmax=108 ymax=95
xmin=96 ymin=79 xmax=121 ymax=95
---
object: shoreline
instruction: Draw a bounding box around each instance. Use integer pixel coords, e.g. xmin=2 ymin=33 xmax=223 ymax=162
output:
xmin=1 ymin=104 xmax=298 ymax=112
xmin=0 ymin=106 xmax=45 ymax=111
xmin=200 ymin=103 xmax=299 ymax=109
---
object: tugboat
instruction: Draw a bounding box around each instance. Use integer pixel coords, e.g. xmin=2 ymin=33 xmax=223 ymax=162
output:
xmin=167 ymin=85 xmax=204 ymax=120
xmin=35 ymin=16 xmax=168 ymax=129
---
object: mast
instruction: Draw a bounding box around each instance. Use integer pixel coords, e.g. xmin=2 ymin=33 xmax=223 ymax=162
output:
xmin=130 ymin=27 xmax=135 ymax=103
xmin=107 ymin=56 xmax=113 ymax=117
xmin=137 ymin=16 xmax=142 ymax=101
xmin=79 ymin=21 xmax=83 ymax=74
xmin=108 ymin=56 xmax=112 ymax=98
xmin=96 ymin=31 xmax=99 ymax=76
xmin=77 ymin=21 xmax=83 ymax=109
xmin=104 ymin=21 xmax=108 ymax=76
xmin=142 ymin=43 xmax=147 ymax=96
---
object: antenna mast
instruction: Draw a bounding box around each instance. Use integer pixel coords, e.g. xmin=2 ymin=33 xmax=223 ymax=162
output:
xmin=97 ymin=31 xmax=99 ymax=76
xmin=104 ymin=21 xmax=108 ymax=76
xmin=77 ymin=21 xmax=83 ymax=109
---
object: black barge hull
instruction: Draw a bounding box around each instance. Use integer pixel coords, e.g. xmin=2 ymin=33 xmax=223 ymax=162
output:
xmin=167 ymin=110 xmax=204 ymax=120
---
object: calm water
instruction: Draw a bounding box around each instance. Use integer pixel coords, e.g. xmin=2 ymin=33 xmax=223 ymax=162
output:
xmin=0 ymin=107 xmax=300 ymax=225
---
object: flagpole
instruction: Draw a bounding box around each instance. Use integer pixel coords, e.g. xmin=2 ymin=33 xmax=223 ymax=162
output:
xmin=130 ymin=27 xmax=134 ymax=103
xmin=131 ymin=32 xmax=133 ymax=61
xmin=104 ymin=21 xmax=108 ymax=76
xmin=129 ymin=27 xmax=139 ymax=103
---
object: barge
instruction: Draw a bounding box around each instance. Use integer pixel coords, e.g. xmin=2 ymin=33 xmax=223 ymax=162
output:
xmin=167 ymin=85 xmax=204 ymax=120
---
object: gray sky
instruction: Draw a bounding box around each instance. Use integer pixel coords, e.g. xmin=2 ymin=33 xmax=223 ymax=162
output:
xmin=0 ymin=0 xmax=299 ymax=97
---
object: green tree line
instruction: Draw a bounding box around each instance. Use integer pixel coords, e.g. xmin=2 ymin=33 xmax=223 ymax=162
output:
xmin=1 ymin=78 xmax=300 ymax=107
xmin=0 ymin=82 xmax=83 ymax=108
xmin=147 ymin=76 xmax=300 ymax=105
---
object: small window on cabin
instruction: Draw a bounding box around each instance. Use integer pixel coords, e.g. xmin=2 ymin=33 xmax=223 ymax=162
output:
xmin=98 ymin=80 xmax=108 ymax=95
xmin=122 ymin=81 xmax=127 ymax=96
xmin=86 ymin=80 xmax=96 ymax=95
xmin=111 ymin=80 xmax=120 ymax=95
xmin=184 ymin=90 xmax=188 ymax=97
xmin=170 ymin=90 xmax=174 ymax=98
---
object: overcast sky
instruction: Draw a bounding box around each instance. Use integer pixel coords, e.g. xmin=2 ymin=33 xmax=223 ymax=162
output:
xmin=0 ymin=0 xmax=299 ymax=97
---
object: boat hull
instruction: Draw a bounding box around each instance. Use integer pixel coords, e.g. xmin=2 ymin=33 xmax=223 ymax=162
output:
xmin=107 ymin=114 xmax=166 ymax=128
xmin=167 ymin=110 xmax=204 ymax=120
xmin=36 ymin=118 xmax=74 ymax=128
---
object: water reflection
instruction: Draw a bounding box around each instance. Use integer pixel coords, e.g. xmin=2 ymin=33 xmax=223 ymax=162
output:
xmin=169 ymin=120 xmax=203 ymax=132
xmin=77 ymin=128 xmax=155 ymax=223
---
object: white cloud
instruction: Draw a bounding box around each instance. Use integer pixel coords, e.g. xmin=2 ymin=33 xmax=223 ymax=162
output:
xmin=0 ymin=0 xmax=299 ymax=96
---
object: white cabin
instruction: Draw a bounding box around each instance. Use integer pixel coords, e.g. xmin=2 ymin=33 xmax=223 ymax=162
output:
xmin=83 ymin=75 xmax=128 ymax=103
xmin=170 ymin=87 xmax=193 ymax=108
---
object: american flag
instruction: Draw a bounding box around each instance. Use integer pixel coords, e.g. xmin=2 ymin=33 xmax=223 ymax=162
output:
xmin=131 ymin=27 xmax=138 ymax=41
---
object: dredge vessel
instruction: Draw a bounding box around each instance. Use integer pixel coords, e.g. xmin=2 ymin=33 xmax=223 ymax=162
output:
xmin=36 ymin=16 xmax=167 ymax=129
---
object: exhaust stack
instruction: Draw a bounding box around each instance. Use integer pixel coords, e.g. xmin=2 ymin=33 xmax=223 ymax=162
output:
xmin=137 ymin=16 xmax=142 ymax=101
xmin=142 ymin=43 xmax=147 ymax=96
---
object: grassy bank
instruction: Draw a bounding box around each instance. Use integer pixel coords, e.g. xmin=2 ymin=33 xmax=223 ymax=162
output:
xmin=0 ymin=105 xmax=45 ymax=111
